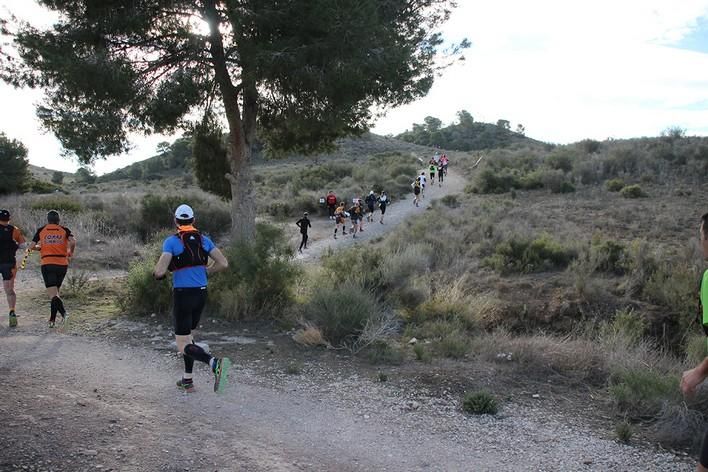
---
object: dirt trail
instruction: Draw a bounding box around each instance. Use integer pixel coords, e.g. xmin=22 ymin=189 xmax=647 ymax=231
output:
xmin=293 ymin=170 xmax=466 ymax=262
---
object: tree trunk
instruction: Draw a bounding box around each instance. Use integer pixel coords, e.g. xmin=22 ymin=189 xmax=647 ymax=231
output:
xmin=226 ymin=140 xmax=256 ymax=240
xmin=204 ymin=0 xmax=257 ymax=241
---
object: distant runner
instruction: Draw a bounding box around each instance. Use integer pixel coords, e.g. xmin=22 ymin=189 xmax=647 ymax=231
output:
xmin=348 ymin=200 xmax=364 ymax=238
xmin=429 ymin=163 xmax=436 ymax=183
xmin=334 ymin=202 xmax=347 ymax=239
xmin=153 ymin=204 xmax=231 ymax=393
xmin=412 ymin=179 xmax=421 ymax=207
xmin=440 ymin=154 xmax=449 ymax=175
xmin=438 ymin=161 xmax=445 ymax=186
xmin=681 ymin=212 xmax=708 ymax=472
xmin=0 ymin=209 xmax=25 ymax=327
xmin=418 ymin=172 xmax=427 ymax=198
xmin=365 ymin=191 xmax=377 ymax=223
xmin=325 ymin=191 xmax=337 ymax=220
xmin=378 ymin=191 xmax=388 ymax=224
xmin=29 ymin=210 xmax=76 ymax=329
xmin=295 ymin=212 xmax=312 ymax=253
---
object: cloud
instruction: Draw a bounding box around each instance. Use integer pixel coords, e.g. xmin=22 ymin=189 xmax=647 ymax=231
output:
xmin=372 ymin=0 xmax=708 ymax=142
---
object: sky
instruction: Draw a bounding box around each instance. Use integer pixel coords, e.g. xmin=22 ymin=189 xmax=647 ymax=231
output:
xmin=1 ymin=0 xmax=708 ymax=174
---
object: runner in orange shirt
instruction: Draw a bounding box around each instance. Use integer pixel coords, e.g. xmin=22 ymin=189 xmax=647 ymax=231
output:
xmin=29 ymin=210 xmax=76 ymax=328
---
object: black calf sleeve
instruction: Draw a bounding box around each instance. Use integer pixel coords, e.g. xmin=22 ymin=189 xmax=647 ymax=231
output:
xmin=50 ymin=297 xmax=58 ymax=322
xmin=183 ymin=343 xmax=211 ymax=365
xmin=183 ymin=354 xmax=194 ymax=374
xmin=55 ymin=297 xmax=66 ymax=316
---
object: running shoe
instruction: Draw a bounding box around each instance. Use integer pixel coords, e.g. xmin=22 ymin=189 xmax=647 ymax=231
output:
xmin=48 ymin=321 xmax=55 ymax=328
xmin=213 ymin=357 xmax=231 ymax=393
xmin=176 ymin=379 xmax=196 ymax=393
xmin=9 ymin=311 xmax=17 ymax=328
xmin=61 ymin=313 xmax=70 ymax=329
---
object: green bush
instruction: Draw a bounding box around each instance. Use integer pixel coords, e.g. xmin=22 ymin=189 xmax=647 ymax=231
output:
xmin=545 ymin=151 xmax=573 ymax=172
xmin=119 ymin=257 xmax=173 ymax=316
xmin=620 ymin=184 xmax=645 ymax=198
xmin=601 ymin=308 xmax=647 ymax=345
xmin=31 ymin=196 xmax=82 ymax=212
xmin=590 ymin=238 xmax=627 ymax=274
xmin=304 ymin=280 xmax=386 ymax=347
xmin=321 ymin=246 xmax=385 ymax=291
xmin=462 ymin=391 xmax=498 ymax=415
xmin=440 ymin=194 xmax=460 ymax=208
xmin=434 ymin=331 xmax=471 ymax=359
xmin=605 ymin=179 xmax=625 ymax=192
xmin=608 ymin=368 xmax=679 ymax=420
xmin=558 ymin=181 xmax=575 ymax=193
xmin=413 ymin=343 xmax=431 ymax=362
xmin=615 ymin=420 xmax=633 ymax=444
xmin=484 ymin=234 xmax=576 ymax=274
xmin=209 ymin=223 xmax=300 ymax=320
xmin=363 ymin=341 xmax=404 ymax=365
xmin=137 ymin=194 xmax=230 ymax=240
xmin=470 ymin=168 xmax=520 ymax=194
xmin=28 ymin=179 xmax=59 ymax=194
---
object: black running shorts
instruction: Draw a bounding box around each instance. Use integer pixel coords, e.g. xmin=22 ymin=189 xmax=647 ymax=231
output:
xmin=41 ymin=264 xmax=67 ymax=288
xmin=173 ymin=287 xmax=208 ymax=336
xmin=380 ymin=205 xmax=387 ymax=215
xmin=0 ymin=263 xmax=16 ymax=281
xmin=700 ymin=429 xmax=708 ymax=468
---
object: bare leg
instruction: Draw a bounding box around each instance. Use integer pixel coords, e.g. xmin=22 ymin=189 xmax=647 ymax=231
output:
xmin=3 ymin=279 xmax=16 ymax=312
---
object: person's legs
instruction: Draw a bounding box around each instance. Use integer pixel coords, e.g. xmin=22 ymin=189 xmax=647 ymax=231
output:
xmin=3 ymin=267 xmax=17 ymax=326
xmin=303 ymin=233 xmax=308 ymax=249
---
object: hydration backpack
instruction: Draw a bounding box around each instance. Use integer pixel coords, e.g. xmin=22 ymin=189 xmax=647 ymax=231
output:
xmin=168 ymin=231 xmax=209 ymax=272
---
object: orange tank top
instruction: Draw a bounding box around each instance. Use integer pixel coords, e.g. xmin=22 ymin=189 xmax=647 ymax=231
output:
xmin=36 ymin=224 xmax=71 ymax=266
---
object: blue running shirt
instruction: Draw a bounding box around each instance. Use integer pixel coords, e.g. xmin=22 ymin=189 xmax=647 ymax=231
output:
xmin=162 ymin=233 xmax=215 ymax=288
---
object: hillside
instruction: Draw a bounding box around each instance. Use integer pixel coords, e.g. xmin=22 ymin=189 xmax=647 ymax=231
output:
xmin=395 ymin=112 xmax=545 ymax=151
xmin=96 ymin=132 xmax=438 ymax=183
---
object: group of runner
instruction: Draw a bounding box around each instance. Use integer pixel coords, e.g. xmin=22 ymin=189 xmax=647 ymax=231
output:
xmin=412 ymin=153 xmax=449 ymax=207
xmin=0 ymin=204 xmax=231 ymax=394
xmin=319 ymin=190 xmax=389 ymax=242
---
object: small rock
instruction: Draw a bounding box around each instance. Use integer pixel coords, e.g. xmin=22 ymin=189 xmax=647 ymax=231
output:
xmin=408 ymin=337 xmax=418 ymax=345
xmin=532 ymin=394 xmax=540 ymax=399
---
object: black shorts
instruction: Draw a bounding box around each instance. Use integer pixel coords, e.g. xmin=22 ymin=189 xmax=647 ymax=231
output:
xmin=41 ymin=264 xmax=67 ymax=288
xmin=700 ymin=429 xmax=708 ymax=468
xmin=367 ymin=204 xmax=375 ymax=213
xmin=414 ymin=187 xmax=420 ymax=195
xmin=173 ymin=287 xmax=208 ymax=336
xmin=0 ymin=263 xmax=16 ymax=281
xmin=379 ymin=205 xmax=387 ymax=215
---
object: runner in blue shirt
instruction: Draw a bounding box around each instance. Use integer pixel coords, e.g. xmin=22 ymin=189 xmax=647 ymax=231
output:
xmin=153 ymin=204 xmax=231 ymax=393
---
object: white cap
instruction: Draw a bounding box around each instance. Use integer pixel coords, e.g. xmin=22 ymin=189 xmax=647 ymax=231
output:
xmin=174 ymin=204 xmax=194 ymax=220
xmin=369 ymin=190 xmax=374 ymax=195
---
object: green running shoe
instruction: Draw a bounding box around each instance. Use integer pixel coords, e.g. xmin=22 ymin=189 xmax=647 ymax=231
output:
xmin=176 ymin=379 xmax=196 ymax=393
xmin=8 ymin=312 xmax=17 ymax=328
xmin=213 ymin=357 xmax=231 ymax=394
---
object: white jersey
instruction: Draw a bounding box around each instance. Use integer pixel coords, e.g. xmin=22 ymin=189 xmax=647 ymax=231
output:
xmin=418 ymin=175 xmax=426 ymax=186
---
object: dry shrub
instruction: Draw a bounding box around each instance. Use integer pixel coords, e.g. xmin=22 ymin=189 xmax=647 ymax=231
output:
xmin=292 ymin=324 xmax=328 ymax=347
xmin=475 ymin=331 xmax=607 ymax=385
xmin=653 ymin=403 xmax=706 ymax=452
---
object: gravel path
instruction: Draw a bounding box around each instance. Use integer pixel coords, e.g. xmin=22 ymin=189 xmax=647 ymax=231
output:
xmin=294 ymin=170 xmax=466 ymax=262
xmin=0 ymin=323 xmax=693 ymax=472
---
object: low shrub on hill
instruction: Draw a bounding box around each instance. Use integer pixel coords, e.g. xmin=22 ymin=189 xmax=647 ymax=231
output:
xmin=620 ymin=184 xmax=645 ymax=198
xmin=462 ymin=391 xmax=498 ymax=415
xmin=605 ymin=178 xmax=625 ymax=192
xmin=484 ymin=234 xmax=577 ymax=274
xmin=209 ymin=224 xmax=300 ymax=320
xmin=30 ymin=196 xmax=83 ymax=212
